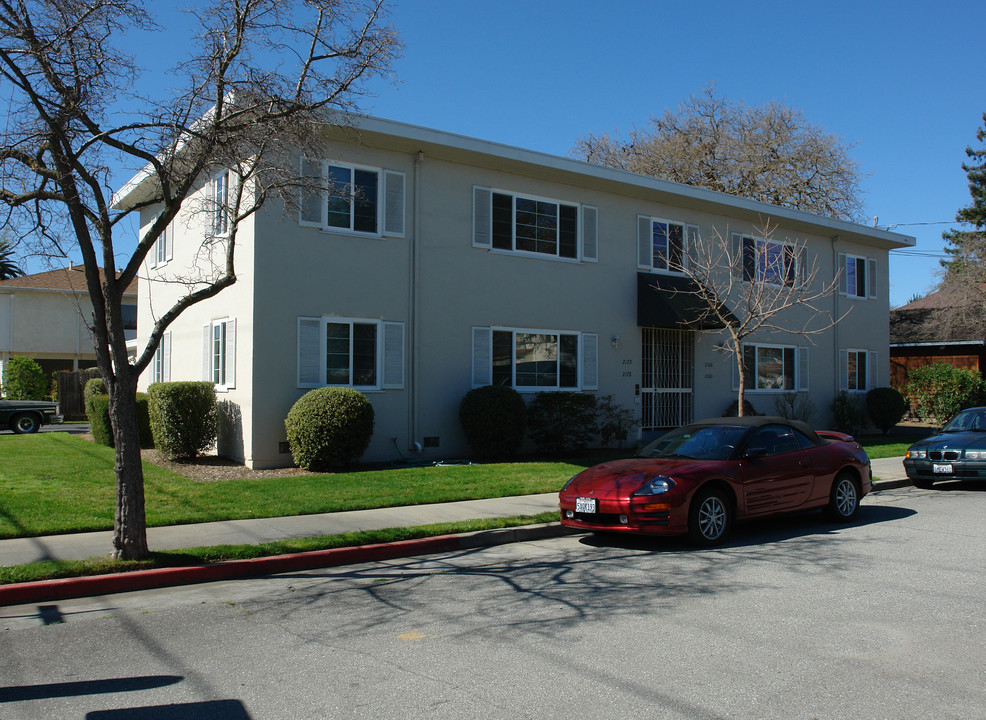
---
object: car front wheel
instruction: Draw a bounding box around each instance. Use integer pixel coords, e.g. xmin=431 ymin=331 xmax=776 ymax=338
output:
xmin=688 ymin=487 xmax=732 ymax=546
xmin=11 ymin=413 xmax=41 ymax=434
xmin=825 ymin=471 xmax=860 ymax=522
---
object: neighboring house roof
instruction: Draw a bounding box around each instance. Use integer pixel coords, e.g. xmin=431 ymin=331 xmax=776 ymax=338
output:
xmin=890 ymin=286 xmax=986 ymax=346
xmin=112 ymin=114 xmax=915 ymax=254
xmin=0 ymin=265 xmax=137 ymax=296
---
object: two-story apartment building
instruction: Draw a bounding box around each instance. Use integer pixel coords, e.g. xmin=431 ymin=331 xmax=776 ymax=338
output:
xmin=122 ymin=116 xmax=914 ymax=468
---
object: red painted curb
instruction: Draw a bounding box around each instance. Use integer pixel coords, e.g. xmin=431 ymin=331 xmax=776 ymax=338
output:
xmin=0 ymin=534 xmax=463 ymax=607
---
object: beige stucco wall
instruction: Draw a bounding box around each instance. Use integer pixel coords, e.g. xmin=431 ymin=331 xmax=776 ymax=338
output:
xmin=134 ymin=121 xmax=905 ymax=468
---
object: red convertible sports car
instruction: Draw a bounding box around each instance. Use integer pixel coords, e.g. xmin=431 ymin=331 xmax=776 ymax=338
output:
xmin=559 ymin=416 xmax=872 ymax=545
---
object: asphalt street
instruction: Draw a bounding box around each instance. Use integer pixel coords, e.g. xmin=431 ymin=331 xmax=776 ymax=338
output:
xmin=1 ymin=482 xmax=983 ymax=719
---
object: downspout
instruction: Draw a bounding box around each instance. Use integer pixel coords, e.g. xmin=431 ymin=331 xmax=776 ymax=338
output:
xmin=832 ymin=235 xmax=841 ymax=399
xmin=409 ymin=151 xmax=424 ymax=450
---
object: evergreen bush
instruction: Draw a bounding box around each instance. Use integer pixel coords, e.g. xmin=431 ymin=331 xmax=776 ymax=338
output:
xmin=84 ymin=378 xmax=153 ymax=448
xmin=865 ymin=387 xmax=908 ymax=434
xmin=458 ymin=385 xmax=527 ymax=458
xmin=285 ymin=387 xmax=374 ymax=470
xmin=905 ymin=362 xmax=984 ymax=425
xmin=2 ymin=357 xmax=48 ymax=400
xmin=527 ymin=391 xmax=597 ymax=454
xmin=830 ymin=391 xmax=867 ymax=435
xmin=148 ymin=381 xmax=218 ymax=459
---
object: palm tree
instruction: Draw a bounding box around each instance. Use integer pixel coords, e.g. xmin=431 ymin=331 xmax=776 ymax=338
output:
xmin=0 ymin=240 xmax=24 ymax=280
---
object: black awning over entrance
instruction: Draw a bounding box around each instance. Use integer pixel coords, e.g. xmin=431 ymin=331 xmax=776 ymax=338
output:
xmin=636 ymin=272 xmax=734 ymax=330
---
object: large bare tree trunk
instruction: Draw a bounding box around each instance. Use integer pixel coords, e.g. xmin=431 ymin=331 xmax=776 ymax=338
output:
xmin=109 ymin=374 xmax=148 ymax=559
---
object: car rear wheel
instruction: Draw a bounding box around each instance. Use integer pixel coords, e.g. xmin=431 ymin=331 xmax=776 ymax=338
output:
xmin=688 ymin=487 xmax=732 ymax=546
xmin=11 ymin=412 xmax=41 ymax=434
xmin=824 ymin=471 xmax=860 ymax=522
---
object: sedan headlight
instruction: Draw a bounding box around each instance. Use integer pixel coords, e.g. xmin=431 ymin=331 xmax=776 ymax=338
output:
xmin=966 ymin=450 xmax=986 ymax=460
xmin=906 ymin=449 xmax=927 ymax=459
xmin=561 ymin=474 xmax=581 ymax=492
xmin=632 ymin=476 xmax=676 ymax=496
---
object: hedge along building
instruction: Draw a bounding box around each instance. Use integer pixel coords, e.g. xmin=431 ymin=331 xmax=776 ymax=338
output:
xmin=119 ymin=115 xmax=915 ymax=469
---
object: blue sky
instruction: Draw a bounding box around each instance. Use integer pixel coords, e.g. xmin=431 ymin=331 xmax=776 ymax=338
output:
xmin=354 ymin=0 xmax=984 ymax=307
xmin=21 ymin=0 xmax=984 ymax=307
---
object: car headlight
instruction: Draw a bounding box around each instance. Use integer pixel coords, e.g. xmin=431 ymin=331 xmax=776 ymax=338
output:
xmin=632 ymin=476 xmax=676 ymax=496
xmin=966 ymin=450 xmax=986 ymax=459
xmin=906 ymin=449 xmax=926 ymax=459
xmin=561 ymin=474 xmax=580 ymax=492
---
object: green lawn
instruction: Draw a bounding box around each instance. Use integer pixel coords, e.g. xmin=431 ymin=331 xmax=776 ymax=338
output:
xmin=0 ymin=433 xmax=589 ymax=540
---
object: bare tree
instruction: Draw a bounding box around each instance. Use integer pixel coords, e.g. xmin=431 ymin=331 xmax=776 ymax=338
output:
xmin=0 ymin=0 xmax=400 ymax=559
xmin=656 ymin=219 xmax=844 ymax=415
xmin=573 ymin=86 xmax=865 ymax=222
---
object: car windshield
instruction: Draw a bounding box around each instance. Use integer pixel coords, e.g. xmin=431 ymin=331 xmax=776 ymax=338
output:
xmin=636 ymin=425 xmax=748 ymax=461
xmin=942 ymin=409 xmax=986 ymax=432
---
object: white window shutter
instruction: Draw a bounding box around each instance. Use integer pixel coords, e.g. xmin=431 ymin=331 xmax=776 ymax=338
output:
xmin=867 ymin=258 xmax=878 ymax=299
xmin=637 ymin=215 xmax=652 ymax=269
xmin=162 ymin=332 xmax=172 ymax=383
xmin=472 ymin=326 xmax=492 ymax=387
xmin=300 ymin=157 xmax=324 ymax=226
xmin=730 ymin=233 xmax=744 ymax=280
xmin=473 ymin=187 xmax=492 ymax=248
xmin=686 ymin=224 xmax=699 ymax=271
xmin=384 ymin=170 xmax=405 ymax=237
xmin=202 ymin=325 xmax=212 ymax=381
xmin=297 ymin=317 xmax=321 ymax=388
xmin=581 ymin=206 xmax=598 ymax=262
xmin=224 ymin=319 xmax=236 ymax=389
xmin=867 ymin=350 xmax=878 ymax=390
xmin=581 ymin=333 xmax=598 ymax=390
xmin=839 ymin=349 xmax=849 ymax=391
xmin=382 ymin=321 xmax=404 ymax=389
xmin=798 ymin=346 xmax=809 ymax=391
xmin=838 ymin=253 xmax=848 ymax=295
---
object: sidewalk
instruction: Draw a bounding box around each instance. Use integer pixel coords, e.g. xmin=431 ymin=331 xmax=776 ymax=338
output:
xmin=0 ymin=456 xmax=910 ymax=606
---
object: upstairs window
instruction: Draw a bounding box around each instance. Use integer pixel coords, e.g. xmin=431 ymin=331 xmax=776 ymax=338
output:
xmin=732 ymin=234 xmax=802 ymax=287
xmin=839 ymin=253 xmax=877 ymax=299
xmin=212 ymin=171 xmax=230 ymax=237
xmin=300 ymin=159 xmax=405 ymax=237
xmin=637 ymin=217 xmax=698 ymax=272
xmin=474 ymin=187 xmax=594 ymax=261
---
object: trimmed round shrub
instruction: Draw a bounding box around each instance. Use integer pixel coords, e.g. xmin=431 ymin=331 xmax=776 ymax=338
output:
xmin=865 ymin=387 xmax=907 ymax=434
xmin=527 ymin=391 xmax=597 ymax=455
xmin=2 ymin=356 xmax=48 ymax=400
xmin=285 ymin=387 xmax=374 ymax=470
xmin=148 ymin=381 xmax=218 ymax=459
xmin=85 ymin=377 xmax=154 ymax=448
xmin=459 ymin=385 xmax=527 ymax=458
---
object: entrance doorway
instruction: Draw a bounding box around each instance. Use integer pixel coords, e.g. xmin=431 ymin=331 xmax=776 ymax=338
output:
xmin=641 ymin=327 xmax=694 ymax=431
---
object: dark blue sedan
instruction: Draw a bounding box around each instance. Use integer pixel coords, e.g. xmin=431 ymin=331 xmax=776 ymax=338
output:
xmin=904 ymin=407 xmax=986 ymax=488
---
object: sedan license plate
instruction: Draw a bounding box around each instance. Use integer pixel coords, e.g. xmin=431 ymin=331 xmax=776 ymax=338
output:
xmin=933 ymin=463 xmax=953 ymax=474
xmin=575 ymin=497 xmax=597 ymax=514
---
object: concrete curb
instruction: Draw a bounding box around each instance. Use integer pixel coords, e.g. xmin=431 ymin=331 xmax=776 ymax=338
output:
xmin=0 ymin=479 xmax=910 ymax=608
xmin=0 ymin=524 xmax=577 ymax=607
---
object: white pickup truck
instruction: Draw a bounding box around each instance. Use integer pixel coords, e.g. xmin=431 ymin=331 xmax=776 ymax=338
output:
xmin=0 ymin=400 xmax=64 ymax=434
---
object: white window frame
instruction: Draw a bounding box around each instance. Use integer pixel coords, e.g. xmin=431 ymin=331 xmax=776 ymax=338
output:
xmin=472 ymin=186 xmax=591 ymax=262
xmin=840 ymin=348 xmax=878 ymax=392
xmin=839 ymin=253 xmax=878 ymax=300
xmin=211 ymin=170 xmax=230 ymax=238
xmin=637 ymin=216 xmax=696 ymax=273
xmin=735 ymin=343 xmax=809 ymax=393
xmin=152 ymin=331 xmax=171 ymax=383
xmin=471 ymin=325 xmax=598 ymax=392
xmin=299 ymin=158 xmax=405 ymax=238
xmin=202 ymin=318 xmax=235 ymax=391
xmin=150 ymin=213 xmax=173 ymax=268
xmin=732 ymin=233 xmax=803 ymax=287
xmin=296 ymin=316 xmax=404 ymax=391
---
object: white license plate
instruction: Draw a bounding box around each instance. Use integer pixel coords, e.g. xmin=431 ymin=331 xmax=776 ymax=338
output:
xmin=933 ymin=463 xmax=953 ymax=474
xmin=575 ymin=497 xmax=597 ymax=514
